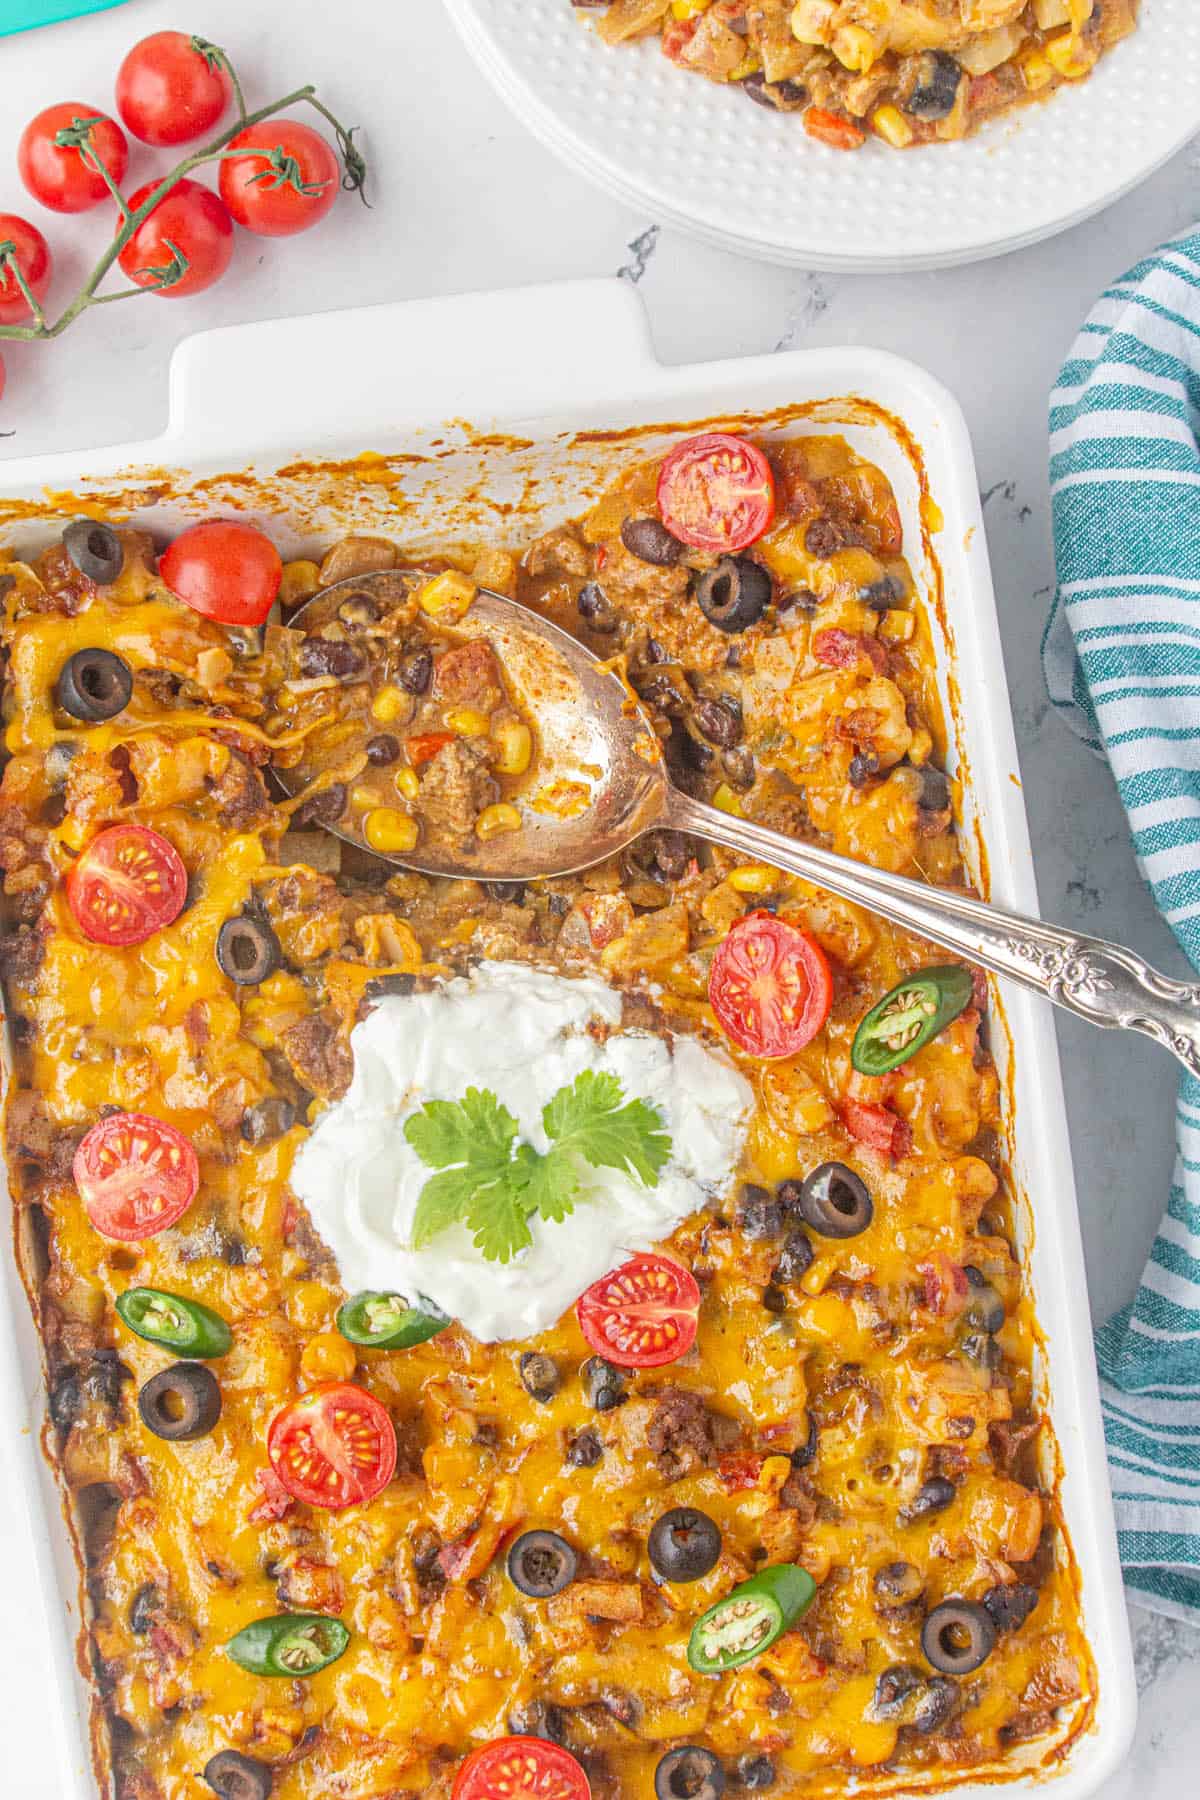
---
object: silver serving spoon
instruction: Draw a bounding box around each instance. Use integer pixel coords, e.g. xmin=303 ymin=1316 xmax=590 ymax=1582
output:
xmin=280 ymin=574 xmax=1200 ymax=1080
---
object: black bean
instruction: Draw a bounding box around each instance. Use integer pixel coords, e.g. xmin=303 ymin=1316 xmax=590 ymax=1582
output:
xmin=789 ymin=1414 xmax=819 ymax=1470
xmin=918 ymin=765 xmax=952 ymax=812
xmin=733 ymin=1754 xmax=776 ymax=1789
xmin=912 ymin=1676 xmax=960 ymax=1735
xmin=962 ymin=1332 xmax=1003 ymax=1373
xmin=364 ymin=972 xmax=417 ymax=998
xmin=872 ymin=1663 xmax=925 ymax=1720
xmin=741 ymin=70 xmax=806 ymax=112
xmin=682 ymin=729 xmax=715 ymax=772
xmin=565 ymin=1426 xmax=603 ymax=1467
xmin=773 ymin=1230 xmax=814 ymax=1284
xmin=849 ymin=751 xmax=880 ymax=788
xmin=873 ymin=1561 xmax=925 ymax=1607
xmin=649 ymin=829 xmax=690 ymax=881
xmin=582 ymin=1356 xmax=626 ymax=1412
xmin=365 ymin=734 xmax=401 ymax=766
xmin=84 ymin=1348 xmax=132 ymax=1410
xmin=519 ymin=1352 xmax=561 ymax=1404
xmin=695 ymin=696 xmax=743 ymax=748
xmin=903 ymin=50 xmax=963 ymax=120
xmin=860 ymin=575 xmax=902 ymax=611
xmin=903 ymin=1476 xmax=956 ymax=1522
xmin=601 ymin=1687 xmax=641 ymax=1729
xmin=398 ymin=648 xmax=433 ymax=694
xmin=722 ymin=746 xmax=756 ymax=790
xmin=577 ymin=582 xmax=618 ymax=632
xmin=982 ymin=1581 xmax=1039 ymax=1635
xmin=761 ymin=1284 xmax=787 ymax=1315
xmin=337 ymin=592 xmax=380 ymax=629
xmin=964 ymin=1281 xmax=1006 ymax=1334
xmin=128 ymin=1582 xmax=161 ymax=1635
xmin=241 ymin=1097 xmax=296 ymax=1145
xmin=482 ymin=880 xmax=527 ymax=905
xmin=293 ymin=782 xmax=347 ymax=827
xmin=48 ymin=1370 xmax=84 ymax=1433
xmin=298 ymin=637 xmax=367 ymax=681
xmin=655 ymin=1747 xmax=725 ymax=1800
xmin=621 ymin=516 xmax=685 ymax=567
xmin=736 ymin=1183 xmax=783 ymax=1240
xmin=507 ymin=1701 xmax=569 ymax=1745
xmin=777 ymin=587 xmax=819 ymax=614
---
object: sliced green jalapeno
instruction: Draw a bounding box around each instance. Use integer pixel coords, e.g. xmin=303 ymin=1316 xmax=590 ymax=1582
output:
xmin=225 ymin=1612 xmax=350 ymax=1678
xmin=335 ymin=1290 xmax=449 ymax=1350
xmin=850 ymin=965 xmax=974 ymax=1077
xmin=687 ymin=1563 xmax=816 ymax=1674
xmin=115 ymin=1287 xmax=233 ymax=1359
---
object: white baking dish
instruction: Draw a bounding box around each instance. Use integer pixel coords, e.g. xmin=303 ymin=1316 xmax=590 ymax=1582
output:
xmin=0 ymin=279 xmax=1135 ymax=1799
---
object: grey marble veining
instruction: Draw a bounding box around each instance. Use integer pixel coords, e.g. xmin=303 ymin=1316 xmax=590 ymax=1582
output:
xmin=0 ymin=0 xmax=1197 ymax=1788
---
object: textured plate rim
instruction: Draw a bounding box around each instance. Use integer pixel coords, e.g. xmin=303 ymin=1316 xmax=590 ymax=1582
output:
xmin=446 ymin=0 xmax=1200 ymax=271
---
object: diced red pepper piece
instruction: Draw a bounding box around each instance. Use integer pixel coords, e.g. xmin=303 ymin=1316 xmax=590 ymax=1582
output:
xmin=661 ymin=17 xmax=700 ymax=63
xmin=842 ymin=1098 xmax=912 ymax=1161
xmin=248 ymin=1466 xmax=294 ymax=1523
xmin=406 ymin=730 xmax=455 ymax=767
xmin=812 ymin=628 xmax=888 ymax=674
xmin=804 ymin=108 xmax=866 ymax=151
xmin=717 ymin=1452 xmax=765 ymax=1492
xmin=920 ymin=1253 xmax=970 ymax=1318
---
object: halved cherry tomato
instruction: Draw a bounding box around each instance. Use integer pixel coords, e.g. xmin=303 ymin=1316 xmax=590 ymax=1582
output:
xmin=219 ymin=122 xmax=340 ymax=238
xmin=0 ymin=213 xmax=53 ymax=325
xmin=842 ymin=1099 xmax=912 ymax=1161
xmin=576 ymin=1253 xmax=700 ymax=1369
xmin=452 ymin=1737 xmax=591 ymax=1800
xmin=804 ymin=109 xmax=866 ymax=151
xmin=18 ymin=103 xmax=128 ymax=214
xmin=708 ymin=912 xmax=833 ymax=1059
xmin=657 ymin=432 xmax=775 ymax=555
xmin=73 ymin=1112 xmax=199 ymax=1241
xmin=117 ymin=179 xmax=234 ymax=299
xmin=406 ymin=731 xmax=456 ymax=768
xmin=268 ymin=1382 xmax=397 ymax=1511
xmin=66 ymin=823 xmax=188 ymax=946
xmin=160 ymin=520 xmax=282 ymax=626
xmin=116 ymin=32 xmax=231 ymax=147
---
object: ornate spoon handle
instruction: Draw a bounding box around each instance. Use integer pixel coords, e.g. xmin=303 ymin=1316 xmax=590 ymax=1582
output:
xmin=668 ymin=791 xmax=1200 ymax=1080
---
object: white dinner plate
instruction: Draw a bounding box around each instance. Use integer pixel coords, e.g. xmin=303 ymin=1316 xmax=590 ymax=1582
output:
xmin=445 ymin=0 xmax=1200 ymax=271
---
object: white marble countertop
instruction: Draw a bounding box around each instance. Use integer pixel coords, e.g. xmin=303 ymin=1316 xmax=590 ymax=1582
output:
xmin=0 ymin=0 xmax=1197 ymax=1792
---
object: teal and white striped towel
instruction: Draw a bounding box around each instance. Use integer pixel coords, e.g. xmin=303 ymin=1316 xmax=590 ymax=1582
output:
xmin=1043 ymin=226 xmax=1200 ymax=1626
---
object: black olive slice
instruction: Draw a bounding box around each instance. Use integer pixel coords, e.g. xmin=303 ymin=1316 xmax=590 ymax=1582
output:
xmin=138 ymin=1362 xmax=222 ymax=1441
xmin=695 ymin=556 xmax=771 ymax=633
xmin=621 ymin=516 xmax=685 ymax=567
xmin=655 ymin=1746 xmax=726 ymax=1800
xmin=795 ymin=1162 xmax=873 ymax=1238
xmin=518 ymin=1351 xmax=561 ymax=1405
xmin=921 ymin=1598 xmax=997 ymax=1674
xmin=62 ymin=519 xmax=124 ymax=586
xmin=203 ymin=1750 xmax=273 ymax=1800
xmin=217 ymin=915 xmax=281 ymax=986
xmin=648 ymin=1508 xmax=722 ymax=1583
xmin=56 ymin=648 xmax=133 ymax=722
xmin=506 ymin=1529 xmax=578 ymax=1598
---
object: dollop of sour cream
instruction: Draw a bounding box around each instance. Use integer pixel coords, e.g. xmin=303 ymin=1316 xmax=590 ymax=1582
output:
xmin=291 ymin=960 xmax=754 ymax=1342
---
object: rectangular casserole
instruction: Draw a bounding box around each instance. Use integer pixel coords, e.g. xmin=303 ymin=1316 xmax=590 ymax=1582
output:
xmin=0 ymin=278 xmax=1135 ymax=1799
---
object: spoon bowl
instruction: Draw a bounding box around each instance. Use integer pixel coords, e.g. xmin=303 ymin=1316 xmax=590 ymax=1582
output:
xmin=277 ymin=572 xmax=1200 ymax=1080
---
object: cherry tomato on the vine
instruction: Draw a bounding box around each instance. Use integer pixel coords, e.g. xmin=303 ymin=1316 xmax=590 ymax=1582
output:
xmin=160 ymin=520 xmax=283 ymax=627
xmin=116 ymin=31 xmax=232 ymax=147
xmin=117 ymin=179 xmax=234 ymax=299
xmin=218 ymin=122 xmax=341 ymax=238
xmin=0 ymin=214 xmax=52 ymax=325
xmin=18 ymin=103 xmax=128 ymax=215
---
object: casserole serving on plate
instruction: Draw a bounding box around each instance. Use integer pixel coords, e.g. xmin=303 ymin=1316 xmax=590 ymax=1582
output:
xmin=0 ymin=282 xmax=1133 ymax=1799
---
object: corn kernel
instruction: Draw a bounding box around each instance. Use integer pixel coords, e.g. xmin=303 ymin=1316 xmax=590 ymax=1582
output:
xmin=364 ymin=807 xmax=419 ymax=853
xmin=445 ymin=706 xmax=490 ymax=738
xmin=877 ymin=608 xmax=915 ymax=644
xmin=395 ymin=766 xmax=420 ymax=802
xmin=371 ymin=684 xmax=407 ymax=724
xmin=728 ymin=864 xmax=777 ymax=894
xmin=671 ymin=0 xmax=710 ymax=16
xmin=758 ymin=1454 xmax=793 ymax=1495
xmin=493 ymin=718 xmax=532 ymax=776
xmin=908 ymin=725 xmax=933 ymax=767
xmin=871 ymin=104 xmax=913 ymax=149
xmin=290 ymin=1280 xmax=333 ymax=1331
xmin=351 ymin=785 xmax=377 ymax=811
xmin=475 ymin=802 xmax=522 ymax=841
xmin=1044 ymin=30 xmax=1096 ymax=78
xmin=1021 ymin=48 xmax=1056 ymax=90
xmin=300 ymin=1331 xmax=358 ymax=1384
xmin=278 ymin=559 xmax=321 ymax=609
xmin=832 ymin=24 xmax=879 ymax=73
xmin=418 ymin=570 xmax=477 ymax=623
xmin=712 ymin=783 xmax=744 ymax=817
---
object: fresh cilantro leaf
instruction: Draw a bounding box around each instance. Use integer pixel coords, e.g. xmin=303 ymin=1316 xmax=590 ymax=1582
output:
xmin=518 ymin=1141 xmax=580 ymax=1226
xmin=403 ymin=1088 xmax=518 ymax=1171
xmin=543 ymin=1069 xmax=671 ymax=1187
xmin=404 ymin=1072 xmax=672 ymax=1262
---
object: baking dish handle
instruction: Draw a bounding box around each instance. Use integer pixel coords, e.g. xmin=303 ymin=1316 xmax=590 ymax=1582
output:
xmin=164 ymin=280 xmax=662 ymax=451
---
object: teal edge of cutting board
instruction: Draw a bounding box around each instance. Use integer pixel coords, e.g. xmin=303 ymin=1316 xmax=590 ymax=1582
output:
xmin=0 ymin=0 xmax=132 ymax=39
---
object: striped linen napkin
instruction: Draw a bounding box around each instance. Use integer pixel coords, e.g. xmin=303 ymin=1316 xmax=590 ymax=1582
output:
xmin=1042 ymin=226 xmax=1200 ymax=1625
